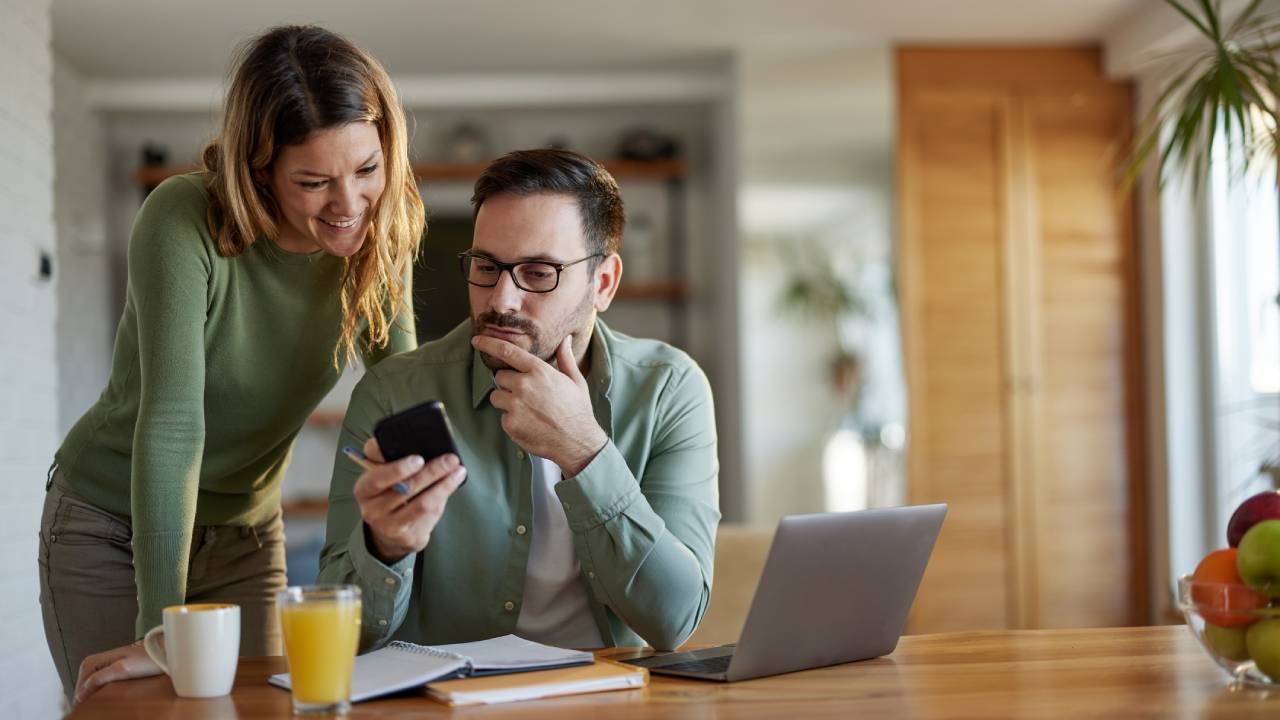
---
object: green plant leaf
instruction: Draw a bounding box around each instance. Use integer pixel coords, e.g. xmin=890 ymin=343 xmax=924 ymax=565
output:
xmin=1196 ymin=0 xmax=1223 ymax=41
xmin=1168 ymin=0 xmax=1216 ymax=40
xmin=1126 ymin=0 xmax=1280 ymax=190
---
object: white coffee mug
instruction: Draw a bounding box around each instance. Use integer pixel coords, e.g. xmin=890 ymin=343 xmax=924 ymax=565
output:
xmin=143 ymin=603 xmax=240 ymax=698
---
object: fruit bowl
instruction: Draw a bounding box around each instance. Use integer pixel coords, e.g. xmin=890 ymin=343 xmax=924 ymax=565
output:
xmin=1178 ymin=574 xmax=1280 ymax=689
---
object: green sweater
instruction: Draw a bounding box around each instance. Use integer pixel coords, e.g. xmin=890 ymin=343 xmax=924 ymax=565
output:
xmin=55 ymin=173 xmax=416 ymax=636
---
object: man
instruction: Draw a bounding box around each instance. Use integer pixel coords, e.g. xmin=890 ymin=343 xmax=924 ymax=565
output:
xmin=317 ymin=149 xmax=720 ymax=652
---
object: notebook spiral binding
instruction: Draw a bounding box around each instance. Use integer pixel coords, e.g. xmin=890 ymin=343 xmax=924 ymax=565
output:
xmin=385 ymin=641 xmax=467 ymax=662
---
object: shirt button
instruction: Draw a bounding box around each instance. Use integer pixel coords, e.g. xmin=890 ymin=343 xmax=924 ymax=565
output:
xmin=516 ymin=450 xmax=525 ymax=459
xmin=563 ymin=502 xmax=572 ymax=510
xmin=378 ymin=619 xmax=388 ymax=627
xmin=515 ymin=524 xmax=527 ymax=535
xmin=385 ymin=577 xmax=396 ymax=586
xmin=587 ymin=571 xmax=596 ymax=580
xmin=504 ymin=601 xmax=515 ymax=612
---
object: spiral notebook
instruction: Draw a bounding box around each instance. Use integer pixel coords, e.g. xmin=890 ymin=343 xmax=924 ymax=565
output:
xmin=268 ymin=634 xmax=594 ymax=703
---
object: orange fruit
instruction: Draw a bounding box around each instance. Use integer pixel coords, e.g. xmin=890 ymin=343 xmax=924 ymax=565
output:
xmin=1192 ymin=548 xmax=1269 ymax=627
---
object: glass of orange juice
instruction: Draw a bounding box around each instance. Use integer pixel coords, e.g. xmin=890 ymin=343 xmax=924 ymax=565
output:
xmin=277 ymin=585 xmax=362 ymax=715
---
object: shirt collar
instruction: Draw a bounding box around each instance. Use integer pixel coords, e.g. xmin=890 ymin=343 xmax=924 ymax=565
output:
xmin=469 ymin=345 xmax=498 ymax=409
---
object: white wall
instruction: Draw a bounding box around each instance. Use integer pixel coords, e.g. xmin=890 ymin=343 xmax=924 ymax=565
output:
xmin=0 ymin=0 xmax=68 ymax=716
xmin=736 ymin=45 xmax=903 ymax=524
xmin=54 ymin=55 xmax=113 ymax=434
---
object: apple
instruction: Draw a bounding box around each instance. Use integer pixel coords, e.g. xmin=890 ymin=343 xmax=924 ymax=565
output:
xmin=1237 ymin=521 xmax=1280 ymax=598
xmin=1246 ymin=618 xmax=1280 ymax=682
xmin=1228 ymin=491 xmax=1280 ymax=547
xmin=1205 ymin=622 xmax=1251 ymax=662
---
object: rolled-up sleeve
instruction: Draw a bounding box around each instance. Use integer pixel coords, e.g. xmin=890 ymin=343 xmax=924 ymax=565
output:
xmin=557 ymin=363 xmax=720 ymax=651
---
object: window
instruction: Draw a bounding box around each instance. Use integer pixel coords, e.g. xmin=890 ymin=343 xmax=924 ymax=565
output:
xmin=1208 ymin=127 xmax=1280 ymax=538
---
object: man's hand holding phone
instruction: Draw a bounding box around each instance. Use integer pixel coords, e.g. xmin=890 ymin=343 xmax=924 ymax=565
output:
xmin=351 ymin=436 xmax=466 ymax=565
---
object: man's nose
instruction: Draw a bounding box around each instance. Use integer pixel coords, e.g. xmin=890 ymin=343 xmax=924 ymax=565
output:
xmin=487 ymin=269 xmax=523 ymax=313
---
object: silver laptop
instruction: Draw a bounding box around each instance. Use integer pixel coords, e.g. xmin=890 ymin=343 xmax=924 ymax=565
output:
xmin=625 ymin=503 xmax=946 ymax=682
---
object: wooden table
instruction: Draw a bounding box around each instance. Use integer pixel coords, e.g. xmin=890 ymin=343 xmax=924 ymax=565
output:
xmin=69 ymin=626 xmax=1280 ymax=719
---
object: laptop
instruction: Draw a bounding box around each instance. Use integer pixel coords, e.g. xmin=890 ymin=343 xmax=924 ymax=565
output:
xmin=624 ymin=503 xmax=947 ymax=682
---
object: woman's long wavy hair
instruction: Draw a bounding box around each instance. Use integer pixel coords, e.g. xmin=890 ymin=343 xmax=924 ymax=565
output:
xmin=201 ymin=25 xmax=424 ymax=366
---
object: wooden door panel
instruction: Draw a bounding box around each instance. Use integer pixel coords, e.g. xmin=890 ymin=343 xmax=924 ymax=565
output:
xmin=899 ymin=49 xmax=1144 ymax=633
xmin=1025 ymin=91 xmax=1143 ymax=627
xmin=902 ymin=92 xmax=1011 ymax=632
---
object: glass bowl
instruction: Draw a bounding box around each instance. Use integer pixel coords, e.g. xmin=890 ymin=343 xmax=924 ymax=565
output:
xmin=1178 ymin=574 xmax=1280 ymax=690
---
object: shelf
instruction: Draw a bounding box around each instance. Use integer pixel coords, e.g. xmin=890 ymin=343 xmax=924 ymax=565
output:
xmin=615 ymin=281 xmax=688 ymax=300
xmin=281 ymin=497 xmax=329 ymax=519
xmin=135 ymin=164 xmax=199 ymax=186
xmin=133 ymin=158 xmax=686 ymax=187
xmin=414 ymin=158 xmax=686 ymax=182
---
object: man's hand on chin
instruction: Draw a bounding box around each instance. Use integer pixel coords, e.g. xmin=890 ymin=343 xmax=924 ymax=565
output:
xmin=473 ymin=333 xmax=607 ymax=476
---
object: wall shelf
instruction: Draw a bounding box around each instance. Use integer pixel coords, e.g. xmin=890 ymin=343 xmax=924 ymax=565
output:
xmin=281 ymin=497 xmax=329 ymax=519
xmin=134 ymin=158 xmax=686 ymax=187
xmin=615 ymin=280 xmax=688 ymax=300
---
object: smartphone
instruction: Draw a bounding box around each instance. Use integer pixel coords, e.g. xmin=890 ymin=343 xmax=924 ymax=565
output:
xmin=372 ymin=400 xmax=466 ymax=486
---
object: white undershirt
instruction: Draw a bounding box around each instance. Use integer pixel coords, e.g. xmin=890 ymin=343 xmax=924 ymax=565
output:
xmin=514 ymin=455 xmax=604 ymax=649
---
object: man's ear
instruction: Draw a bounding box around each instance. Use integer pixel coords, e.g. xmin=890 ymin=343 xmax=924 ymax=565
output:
xmin=593 ymin=252 xmax=623 ymax=312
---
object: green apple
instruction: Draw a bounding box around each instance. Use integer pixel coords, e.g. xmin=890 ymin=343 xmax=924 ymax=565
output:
xmin=1205 ymin=622 xmax=1251 ymax=661
xmin=1237 ymin=520 xmax=1280 ymax=598
xmin=1246 ymin=618 xmax=1280 ymax=682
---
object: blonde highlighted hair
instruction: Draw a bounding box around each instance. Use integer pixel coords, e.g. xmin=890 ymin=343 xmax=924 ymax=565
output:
xmin=201 ymin=25 xmax=424 ymax=366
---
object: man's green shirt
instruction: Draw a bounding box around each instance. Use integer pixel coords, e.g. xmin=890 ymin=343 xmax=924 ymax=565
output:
xmin=317 ymin=319 xmax=720 ymax=651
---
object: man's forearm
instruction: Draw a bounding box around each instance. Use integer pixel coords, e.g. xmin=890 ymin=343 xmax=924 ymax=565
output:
xmin=317 ymin=518 xmax=416 ymax=651
xmin=558 ymin=441 xmax=719 ymax=651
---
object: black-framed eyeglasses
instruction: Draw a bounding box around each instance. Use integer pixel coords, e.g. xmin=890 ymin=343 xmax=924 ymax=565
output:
xmin=457 ymin=252 xmax=602 ymax=293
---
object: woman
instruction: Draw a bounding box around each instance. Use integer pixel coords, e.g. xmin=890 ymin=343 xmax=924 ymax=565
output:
xmin=38 ymin=25 xmax=424 ymax=702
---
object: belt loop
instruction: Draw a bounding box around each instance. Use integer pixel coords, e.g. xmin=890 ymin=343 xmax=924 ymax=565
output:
xmin=45 ymin=463 xmax=57 ymax=492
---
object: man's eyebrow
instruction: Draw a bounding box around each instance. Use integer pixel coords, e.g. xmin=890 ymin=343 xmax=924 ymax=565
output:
xmin=469 ymin=250 xmax=563 ymax=264
xmin=289 ymin=151 xmax=382 ymax=178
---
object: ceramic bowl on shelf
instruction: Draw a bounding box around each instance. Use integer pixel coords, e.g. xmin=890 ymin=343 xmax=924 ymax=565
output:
xmin=1178 ymin=574 xmax=1280 ymax=690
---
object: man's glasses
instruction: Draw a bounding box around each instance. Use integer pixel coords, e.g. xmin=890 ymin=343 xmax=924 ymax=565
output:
xmin=458 ymin=252 xmax=602 ymax=293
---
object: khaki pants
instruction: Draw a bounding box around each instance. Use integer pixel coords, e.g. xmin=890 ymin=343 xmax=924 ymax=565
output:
xmin=37 ymin=469 xmax=287 ymax=700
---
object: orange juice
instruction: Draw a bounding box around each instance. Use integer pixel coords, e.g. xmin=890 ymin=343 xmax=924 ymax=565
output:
xmin=280 ymin=598 xmax=362 ymax=705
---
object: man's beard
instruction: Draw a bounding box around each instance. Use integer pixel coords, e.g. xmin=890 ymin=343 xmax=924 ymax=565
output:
xmin=472 ymin=290 xmax=595 ymax=370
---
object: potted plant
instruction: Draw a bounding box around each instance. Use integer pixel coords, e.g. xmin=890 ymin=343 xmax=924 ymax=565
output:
xmin=1128 ymin=0 xmax=1280 ymax=490
xmin=1127 ymin=0 xmax=1278 ymax=190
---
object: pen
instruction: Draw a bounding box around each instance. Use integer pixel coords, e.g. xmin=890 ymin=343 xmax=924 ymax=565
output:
xmin=342 ymin=445 xmax=410 ymax=495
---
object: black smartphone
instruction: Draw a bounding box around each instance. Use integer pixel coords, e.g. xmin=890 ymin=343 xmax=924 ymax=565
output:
xmin=372 ymin=400 xmax=465 ymax=486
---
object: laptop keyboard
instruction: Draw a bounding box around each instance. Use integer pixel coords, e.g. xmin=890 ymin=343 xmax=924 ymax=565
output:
xmin=657 ymin=654 xmax=733 ymax=674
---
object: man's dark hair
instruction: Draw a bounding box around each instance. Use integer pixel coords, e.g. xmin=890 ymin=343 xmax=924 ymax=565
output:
xmin=471 ymin=149 xmax=625 ymax=263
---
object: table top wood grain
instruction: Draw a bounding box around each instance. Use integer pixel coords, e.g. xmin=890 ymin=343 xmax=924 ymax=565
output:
xmin=67 ymin=625 xmax=1280 ymax=719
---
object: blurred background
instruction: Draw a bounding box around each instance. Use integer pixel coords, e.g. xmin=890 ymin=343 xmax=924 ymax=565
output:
xmin=4 ymin=0 xmax=1279 ymax=715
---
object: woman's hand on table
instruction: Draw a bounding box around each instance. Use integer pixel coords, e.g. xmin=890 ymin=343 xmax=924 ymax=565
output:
xmin=74 ymin=640 xmax=162 ymax=704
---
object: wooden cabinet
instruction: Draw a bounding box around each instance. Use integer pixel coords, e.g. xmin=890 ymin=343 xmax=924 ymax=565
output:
xmin=897 ymin=48 xmax=1146 ymax=632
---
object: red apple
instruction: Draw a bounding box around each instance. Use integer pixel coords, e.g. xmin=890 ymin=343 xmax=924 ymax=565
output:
xmin=1228 ymin=491 xmax=1280 ymax=547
